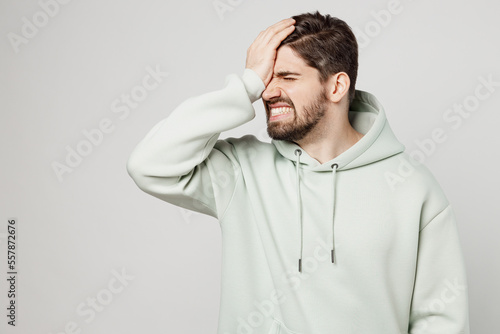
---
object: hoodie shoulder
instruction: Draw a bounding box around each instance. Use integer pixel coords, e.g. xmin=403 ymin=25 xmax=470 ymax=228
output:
xmin=214 ymin=134 xmax=274 ymax=162
xmin=388 ymin=151 xmax=451 ymax=229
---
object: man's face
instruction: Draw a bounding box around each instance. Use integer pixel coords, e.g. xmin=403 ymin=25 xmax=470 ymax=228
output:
xmin=262 ymin=45 xmax=330 ymax=143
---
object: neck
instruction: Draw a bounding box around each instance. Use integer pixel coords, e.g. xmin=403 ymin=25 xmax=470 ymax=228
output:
xmin=293 ymin=106 xmax=364 ymax=165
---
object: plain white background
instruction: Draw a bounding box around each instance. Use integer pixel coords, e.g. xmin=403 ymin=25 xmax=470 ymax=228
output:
xmin=1 ymin=0 xmax=498 ymax=333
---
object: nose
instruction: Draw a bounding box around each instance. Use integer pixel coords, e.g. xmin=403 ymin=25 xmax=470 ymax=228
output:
xmin=262 ymin=77 xmax=281 ymax=101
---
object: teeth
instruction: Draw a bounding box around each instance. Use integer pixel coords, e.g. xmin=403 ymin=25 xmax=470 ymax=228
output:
xmin=271 ymin=107 xmax=293 ymax=116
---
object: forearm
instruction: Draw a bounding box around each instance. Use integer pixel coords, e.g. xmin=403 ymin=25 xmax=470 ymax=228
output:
xmin=126 ymin=68 xmax=264 ymax=186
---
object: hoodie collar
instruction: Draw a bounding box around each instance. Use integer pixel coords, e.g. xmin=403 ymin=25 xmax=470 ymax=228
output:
xmin=270 ymin=89 xmax=406 ymax=272
xmin=271 ymin=89 xmax=405 ymax=172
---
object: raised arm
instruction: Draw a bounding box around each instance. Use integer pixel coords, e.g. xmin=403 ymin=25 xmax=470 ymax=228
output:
xmin=126 ymin=18 xmax=296 ymax=218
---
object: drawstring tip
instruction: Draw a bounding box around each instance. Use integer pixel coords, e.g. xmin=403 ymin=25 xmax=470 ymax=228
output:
xmin=298 ymin=258 xmax=302 ymax=273
xmin=331 ymin=249 xmax=335 ymax=263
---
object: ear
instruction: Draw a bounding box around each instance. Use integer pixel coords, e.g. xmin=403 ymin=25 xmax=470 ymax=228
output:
xmin=326 ymin=72 xmax=350 ymax=103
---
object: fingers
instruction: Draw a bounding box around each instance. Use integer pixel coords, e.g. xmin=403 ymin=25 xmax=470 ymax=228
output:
xmin=272 ymin=24 xmax=295 ymax=46
xmin=258 ymin=18 xmax=296 ymax=45
xmin=245 ymin=17 xmax=296 ymax=86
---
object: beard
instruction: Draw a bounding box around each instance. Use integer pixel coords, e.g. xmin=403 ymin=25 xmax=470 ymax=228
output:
xmin=266 ymin=86 xmax=329 ymax=143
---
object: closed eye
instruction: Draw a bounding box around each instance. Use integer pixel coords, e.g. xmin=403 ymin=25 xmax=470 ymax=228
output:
xmin=283 ymin=77 xmax=296 ymax=81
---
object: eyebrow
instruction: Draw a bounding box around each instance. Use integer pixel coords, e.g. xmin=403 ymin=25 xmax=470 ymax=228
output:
xmin=274 ymin=71 xmax=302 ymax=77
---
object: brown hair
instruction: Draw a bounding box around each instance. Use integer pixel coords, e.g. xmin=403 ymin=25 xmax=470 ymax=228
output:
xmin=279 ymin=10 xmax=359 ymax=105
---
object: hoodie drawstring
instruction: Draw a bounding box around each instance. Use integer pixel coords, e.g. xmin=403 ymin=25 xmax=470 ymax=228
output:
xmin=294 ymin=149 xmax=303 ymax=273
xmin=330 ymin=162 xmax=338 ymax=264
xmin=294 ymin=148 xmax=338 ymax=273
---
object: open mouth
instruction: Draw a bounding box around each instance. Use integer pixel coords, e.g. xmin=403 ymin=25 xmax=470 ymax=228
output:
xmin=269 ymin=107 xmax=293 ymax=121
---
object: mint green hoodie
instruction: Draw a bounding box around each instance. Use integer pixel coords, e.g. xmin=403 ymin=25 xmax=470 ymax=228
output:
xmin=126 ymin=68 xmax=470 ymax=333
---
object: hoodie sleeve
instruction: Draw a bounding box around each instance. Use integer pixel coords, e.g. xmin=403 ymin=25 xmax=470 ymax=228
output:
xmin=408 ymin=204 xmax=471 ymax=334
xmin=126 ymin=68 xmax=266 ymax=219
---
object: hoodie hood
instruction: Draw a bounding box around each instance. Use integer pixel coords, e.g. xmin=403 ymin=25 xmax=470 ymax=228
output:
xmin=271 ymin=89 xmax=406 ymax=272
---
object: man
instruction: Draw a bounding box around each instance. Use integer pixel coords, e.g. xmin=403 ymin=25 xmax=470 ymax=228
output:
xmin=127 ymin=11 xmax=470 ymax=334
